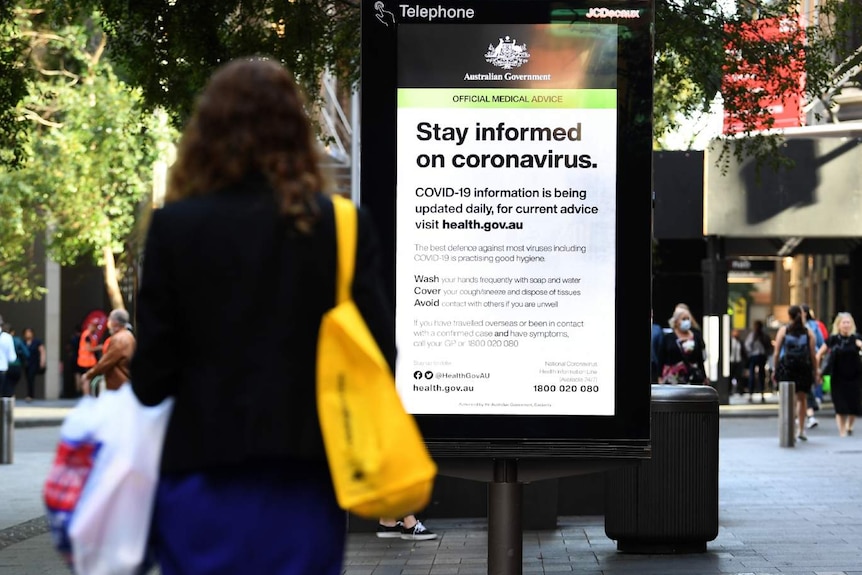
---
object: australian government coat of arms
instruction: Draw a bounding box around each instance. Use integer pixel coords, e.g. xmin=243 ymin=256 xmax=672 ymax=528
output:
xmin=485 ymin=36 xmax=531 ymax=69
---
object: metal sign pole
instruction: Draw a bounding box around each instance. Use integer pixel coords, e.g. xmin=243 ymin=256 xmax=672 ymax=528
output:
xmin=488 ymin=459 xmax=522 ymax=575
xmin=1 ymin=397 xmax=14 ymax=464
xmin=779 ymin=381 xmax=796 ymax=447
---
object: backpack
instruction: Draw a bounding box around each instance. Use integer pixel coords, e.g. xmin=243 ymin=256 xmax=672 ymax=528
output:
xmin=10 ymin=336 xmax=30 ymax=368
xmin=782 ymin=331 xmax=809 ymax=359
xmin=316 ymin=195 xmax=437 ymax=519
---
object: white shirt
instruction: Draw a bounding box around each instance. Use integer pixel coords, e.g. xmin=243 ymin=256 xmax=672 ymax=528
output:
xmin=730 ymin=337 xmax=743 ymax=362
xmin=0 ymin=330 xmax=17 ymax=371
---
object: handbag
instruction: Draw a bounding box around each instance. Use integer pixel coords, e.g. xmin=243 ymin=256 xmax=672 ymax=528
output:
xmin=660 ymin=338 xmax=706 ymax=384
xmin=317 ymin=195 xmax=437 ymax=519
xmin=659 ymin=362 xmax=688 ymax=384
xmin=43 ymin=384 xmax=173 ymax=575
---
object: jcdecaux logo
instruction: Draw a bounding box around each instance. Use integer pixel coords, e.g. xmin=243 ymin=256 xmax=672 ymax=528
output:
xmin=585 ymin=7 xmax=640 ymax=19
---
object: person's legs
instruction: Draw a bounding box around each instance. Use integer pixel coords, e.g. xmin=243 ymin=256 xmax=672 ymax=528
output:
xmin=836 ymin=413 xmax=847 ymax=437
xmin=848 ymin=415 xmax=856 ymax=435
xmin=750 ymin=356 xmax=766 ymax=401
xmin=796 ymin=391 xmax=809 ymax=439
xmin=746 ymin=358 xmax=755 ymax=396
xmin=25 ymin=368 xmax=36 ymax=400
xmin=758 ymin=356 xmax=769 ymax=394
xmin=806 ymin=389 xmax=819 ymax=429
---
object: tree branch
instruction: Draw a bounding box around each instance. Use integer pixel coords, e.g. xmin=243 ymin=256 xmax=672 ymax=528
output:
xmin=90 ymin=33 xmax=107 ymax=67
xmin=18 ymin=108 xmax=63 ymax=128
xmin=38 ymin=68 xmax=80 ymax=86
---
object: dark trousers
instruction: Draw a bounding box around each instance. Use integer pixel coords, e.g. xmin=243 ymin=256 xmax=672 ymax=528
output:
xmin=730 ymin=361 xmax=745 ymax=389
xmin=0 ymin=371 xmax=12 ymax=398
xmin=24 ymin=368 xmax=39 ymax=398
xmin=748 ymin=354 xmax=768 ymax=394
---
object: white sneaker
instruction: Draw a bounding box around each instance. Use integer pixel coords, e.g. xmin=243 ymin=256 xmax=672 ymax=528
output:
xmin=806 ymin=417 xmax=819 ymax=429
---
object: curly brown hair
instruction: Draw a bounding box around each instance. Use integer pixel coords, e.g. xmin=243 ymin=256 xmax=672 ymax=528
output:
xmin=165 ymin=57 xmax=329 ymax=232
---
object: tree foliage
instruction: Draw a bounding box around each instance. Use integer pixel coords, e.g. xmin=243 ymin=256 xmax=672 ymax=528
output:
xmin=86 ymin=0 xmax=360 ymax=126
xmin=2 ymin=0 xmax=862 ymax=302
xmin=655 ymin=0 xmax=862 ymax=170
xmin=0 ymin=4 xmax=29 ymax=167
xmin=0 ymin=4 xmax=175 ymax=304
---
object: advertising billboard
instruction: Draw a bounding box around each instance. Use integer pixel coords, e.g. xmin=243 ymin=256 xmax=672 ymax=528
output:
xmin=361 ymin=0 xmax=653 ymax=457
xmin=722 ymin=17 xmax=805 ymax=134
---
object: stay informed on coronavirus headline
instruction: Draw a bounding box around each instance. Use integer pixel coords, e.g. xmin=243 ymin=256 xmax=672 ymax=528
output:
xmin=394 ymin=23 xmax=618 ymax=416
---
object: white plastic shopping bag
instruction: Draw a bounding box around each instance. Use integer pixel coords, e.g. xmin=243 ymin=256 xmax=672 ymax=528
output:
xmin=43 ymin=384 xmax=173 ymax=575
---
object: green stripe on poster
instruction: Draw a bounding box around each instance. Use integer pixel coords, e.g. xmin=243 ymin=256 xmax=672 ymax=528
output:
xmin=397 ymin=89 xmax=616 ymax=109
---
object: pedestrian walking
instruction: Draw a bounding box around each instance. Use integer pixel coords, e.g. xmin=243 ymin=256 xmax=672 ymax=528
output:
xmin=22 ymin=327 xmax=46 ymax=402
xmin=801 ymin=304 xmax=826 ymax=429
xmin=131 ymin=57 xmax=394 ymax=575
xmin=0 ymin=316 xmax=18 ymax=398
xmin=729 ymin=329 xmax=746 ymax=395
xmin=772 ymin=305 xmax=818 ymax=441
xmin=656 ymin=305 xmax=706 ymax=384
xmin=815 ymin=312 xmax=862 ymax=437
xmin=1 ymin=324 xmax=29 ymax=399
xmin=75 ymin=319 xmax=100 ymax=393
xmin=81 ymin=309 xmax=135 ymax=395
xmin=744 ymin=320 xmax=771 ymax=402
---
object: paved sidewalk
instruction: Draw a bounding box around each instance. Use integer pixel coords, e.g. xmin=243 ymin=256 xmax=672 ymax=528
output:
xmin=4 ymin=389 xmax=809 ymax=429
xmin=3 ymin=413 xmax=861 ymax=574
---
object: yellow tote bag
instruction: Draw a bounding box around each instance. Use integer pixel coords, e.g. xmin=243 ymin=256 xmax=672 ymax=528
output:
xmin=317 ymin=195 xmax=437 ymax=519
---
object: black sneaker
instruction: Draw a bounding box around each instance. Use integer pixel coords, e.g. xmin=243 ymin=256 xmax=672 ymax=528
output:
xmin=401 ymin=520 xmax=438 ymax=541
xmin=376 ymin=522 xmax=403 ymax=538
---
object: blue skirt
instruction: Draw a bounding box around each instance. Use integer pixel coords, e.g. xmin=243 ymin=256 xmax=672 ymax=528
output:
xmin=151 ymin=460 xmax=346 ymax=575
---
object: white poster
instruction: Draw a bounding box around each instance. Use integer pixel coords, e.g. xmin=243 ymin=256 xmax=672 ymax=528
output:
xmin=395 ymin=24 xmax=618 ymax=415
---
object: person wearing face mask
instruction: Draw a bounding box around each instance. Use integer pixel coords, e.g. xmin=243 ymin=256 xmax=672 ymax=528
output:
xmin=81 ymin=308 xmax=136 ymax=394
xmin=656 ymin=305 xmax=707 ymax=384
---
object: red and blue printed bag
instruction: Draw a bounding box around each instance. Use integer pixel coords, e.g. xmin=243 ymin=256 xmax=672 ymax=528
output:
xmin=43 ymin=437 xmax=101 ymax=568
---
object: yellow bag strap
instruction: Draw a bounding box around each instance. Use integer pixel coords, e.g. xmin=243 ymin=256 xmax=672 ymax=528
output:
xmin=332 ymin=194 xmax=357 ymax=305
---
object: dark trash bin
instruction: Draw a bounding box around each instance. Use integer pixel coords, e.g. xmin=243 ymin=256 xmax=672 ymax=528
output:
xmin=604 ymin=384 xmax=718 ymax=553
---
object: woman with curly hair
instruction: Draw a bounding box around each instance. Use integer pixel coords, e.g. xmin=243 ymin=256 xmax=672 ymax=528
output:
xmin=131 ymin=58 xmax=394 ymax=575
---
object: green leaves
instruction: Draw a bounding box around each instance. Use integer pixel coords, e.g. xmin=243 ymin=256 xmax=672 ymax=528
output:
xmin=96 ymin=0 xmax=361 ymax=127
xmin=0 ymin=2 xmax=176 ymax=302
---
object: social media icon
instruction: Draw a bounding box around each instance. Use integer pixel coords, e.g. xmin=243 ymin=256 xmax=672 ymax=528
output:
xmin=413 ymin=370 xmax=424 ymax=380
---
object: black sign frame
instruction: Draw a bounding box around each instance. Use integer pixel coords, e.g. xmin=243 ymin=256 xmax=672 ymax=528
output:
xmin=360 ymin=0 xmax=654 ymax=459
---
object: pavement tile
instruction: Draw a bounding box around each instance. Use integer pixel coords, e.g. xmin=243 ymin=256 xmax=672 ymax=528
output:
xmin=6 ymin=409 xmax=862 ymax=574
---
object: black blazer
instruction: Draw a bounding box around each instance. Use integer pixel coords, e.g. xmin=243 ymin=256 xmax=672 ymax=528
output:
xmin=131 ymin=180 xmax=395 ymax=474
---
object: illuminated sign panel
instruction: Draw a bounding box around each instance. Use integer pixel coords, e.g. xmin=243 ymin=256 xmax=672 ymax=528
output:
xmin=362 ymin=0 xmax=653 ymax=454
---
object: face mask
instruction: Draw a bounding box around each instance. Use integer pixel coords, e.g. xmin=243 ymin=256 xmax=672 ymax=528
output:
xmin=679 ymin=319 xmax=692 ymax=331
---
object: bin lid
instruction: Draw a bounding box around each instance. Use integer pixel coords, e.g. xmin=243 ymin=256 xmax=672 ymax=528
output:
xmin=650 ymin=384 xmax=718 ymax=405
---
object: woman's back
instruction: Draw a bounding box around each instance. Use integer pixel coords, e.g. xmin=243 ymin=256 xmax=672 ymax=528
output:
xmin=132 ymin=186 xmax=394 ymax=473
